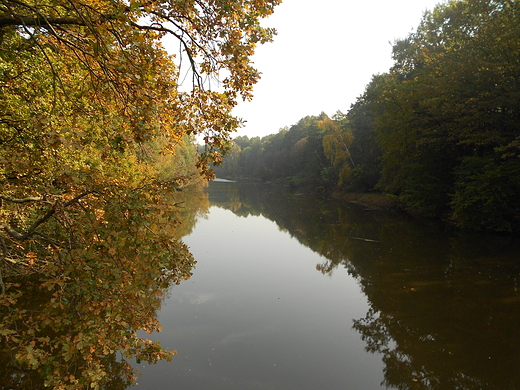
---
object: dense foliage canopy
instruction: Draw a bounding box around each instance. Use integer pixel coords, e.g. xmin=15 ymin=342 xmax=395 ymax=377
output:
xmin=376 ymin=0 xmax=520 ymax=231
xmin=216 ymin=0 xmax=520 ymax=232
xmin=0 ymin=0 xmax=280 ymax=388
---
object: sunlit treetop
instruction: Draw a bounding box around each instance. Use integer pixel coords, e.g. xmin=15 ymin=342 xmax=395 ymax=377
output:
xmin=0 ymin=0 xmax=281 ymax=167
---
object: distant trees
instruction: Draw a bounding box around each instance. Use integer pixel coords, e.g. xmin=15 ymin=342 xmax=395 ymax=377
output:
xmin=214 ymin=114 xmax=333 ymax=189
xmin=217 ymin=0 xmax=520 ymax=232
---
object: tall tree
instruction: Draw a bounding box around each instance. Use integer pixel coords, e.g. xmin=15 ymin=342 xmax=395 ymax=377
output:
xmin=321 ymin=113 xmax=355 ymax=187
xmin=345 ymin=87 xmax=382 ymax=192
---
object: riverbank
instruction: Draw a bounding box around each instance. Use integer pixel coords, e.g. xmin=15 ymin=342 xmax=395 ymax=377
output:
xmin=336 ymin=192 xmax=402 ymax=211
xmin=218 ymin=177 xmax=403 ymax=212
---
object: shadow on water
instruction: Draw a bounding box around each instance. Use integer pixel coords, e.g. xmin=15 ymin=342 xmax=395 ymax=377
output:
xmin=207 ymin=180 xmax=520 ymax=390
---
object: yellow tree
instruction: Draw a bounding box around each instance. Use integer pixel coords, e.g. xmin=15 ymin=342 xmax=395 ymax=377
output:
xmin=0 ymin=0 xmax=280 ymax=387
xmin=0 ymin=0 xmax=280 ymax=167
xmin=320 ymin=115 xmax=355 ymax=187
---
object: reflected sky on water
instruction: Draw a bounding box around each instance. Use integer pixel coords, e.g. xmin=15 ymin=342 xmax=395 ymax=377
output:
xmin=131 ymin=181 xmax=520 ymax=390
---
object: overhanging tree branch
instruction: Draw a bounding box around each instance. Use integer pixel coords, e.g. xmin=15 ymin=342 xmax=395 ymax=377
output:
xmin=0 ymin=15 xmax=85 ymax=28
xmin=0 ymin=191 xmax=97 ymax=241
xmin=0 ymin=0 xmax=220 ymax=92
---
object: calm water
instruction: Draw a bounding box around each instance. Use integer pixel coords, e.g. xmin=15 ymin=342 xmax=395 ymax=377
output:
xmin=132 ymin=181 xmax=520 ymax=390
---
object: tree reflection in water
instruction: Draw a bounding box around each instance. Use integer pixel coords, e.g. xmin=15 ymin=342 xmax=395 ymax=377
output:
xmin=0 ymin=189 xmax=209 ymax=389
xmin=208 ymin=181 xmax=520 ymax=390
xmin=350 ymin=235 xmax=520 ymax=390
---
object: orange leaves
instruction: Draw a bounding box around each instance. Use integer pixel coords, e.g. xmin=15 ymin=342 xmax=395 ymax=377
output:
xmin=24 ymin=251 xmax=37 ymax=267
xmin=150 ymin=289 xmax=163 ymax=297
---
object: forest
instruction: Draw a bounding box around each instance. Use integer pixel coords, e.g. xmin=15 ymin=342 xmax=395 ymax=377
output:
xmin=214 ymin=0 xmax=520 ymax=233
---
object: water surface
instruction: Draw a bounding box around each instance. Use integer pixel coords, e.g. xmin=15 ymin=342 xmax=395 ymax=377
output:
xmin=133 ymin=181 xmax=520 ymax=389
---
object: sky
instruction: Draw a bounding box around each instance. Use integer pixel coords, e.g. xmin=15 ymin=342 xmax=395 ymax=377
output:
xmin=231 ymin=0 xmax=445 ymax=139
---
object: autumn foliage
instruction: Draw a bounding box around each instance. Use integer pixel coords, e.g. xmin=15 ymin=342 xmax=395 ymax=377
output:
xmin=0 ymin=0 xmax=280 ymax=388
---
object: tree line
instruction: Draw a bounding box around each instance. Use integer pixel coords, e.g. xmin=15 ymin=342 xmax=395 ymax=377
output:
xmin=215 ymin=0 xmax=520 ymax=233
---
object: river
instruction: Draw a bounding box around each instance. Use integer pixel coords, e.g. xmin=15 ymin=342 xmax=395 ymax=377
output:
xmin=132 ymin=180 xmax=520 ymax=389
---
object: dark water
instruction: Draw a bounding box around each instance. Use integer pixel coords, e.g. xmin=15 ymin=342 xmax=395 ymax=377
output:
xmin=133 ymin=181 xmax=520 ymax=390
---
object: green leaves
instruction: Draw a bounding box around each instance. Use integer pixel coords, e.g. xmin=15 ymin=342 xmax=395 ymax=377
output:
xmin=451 ymin=156 xmax=520 ymax=232
xmin=370 ymin=0 xmax=520 ymax=229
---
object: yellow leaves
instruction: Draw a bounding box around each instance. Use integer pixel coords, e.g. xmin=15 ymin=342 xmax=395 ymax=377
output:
xmin=322 ymin=121 xmax=354 ymax=168
xmin=0 ymin=1 xmax=280 ymax=388
xmin=15 ymin=341 xmax=50 ymax=371
xmin=151 ymin=289 xmax=163 ymax=297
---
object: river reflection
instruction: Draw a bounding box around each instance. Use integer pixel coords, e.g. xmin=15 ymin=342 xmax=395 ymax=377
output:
xmin=0 ymin=188 xmax=208 ymax=389
xmin=134 ymin=181 xmax=520 ymax=389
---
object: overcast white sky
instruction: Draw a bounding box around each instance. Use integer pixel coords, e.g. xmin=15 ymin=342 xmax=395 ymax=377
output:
xmin=231 ymin=0 xmax=444 ymax=139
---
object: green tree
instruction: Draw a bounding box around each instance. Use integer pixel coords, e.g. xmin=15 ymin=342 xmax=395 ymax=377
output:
xmin=217 ymin=114 xmax=334 ymax=190
xmin=344 ymin=91 xmax=382 ymax=192
xmin=374 ymin=0 xmax=520 ymax=228
xmin=212 ymin=139 xmax=242 ymax=178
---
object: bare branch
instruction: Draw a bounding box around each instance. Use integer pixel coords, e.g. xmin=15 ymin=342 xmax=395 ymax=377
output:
xmin=63 ymin=190 xmax=97 ymax=207
xmin=131 ymin=21 xmax=205 ymax=89
xmin=0 ymin=222 xmax=26 ymax=240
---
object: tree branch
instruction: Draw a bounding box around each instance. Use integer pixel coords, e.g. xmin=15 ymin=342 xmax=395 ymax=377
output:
xmin=0 ymin=15 xmax=85 ymax=28
xmin=0 ymin=222 xmax=25 ymax=240
xmin=0 ymin=194 xmax=45 ymax=203
xmin=0 ymin=191 xmax=97 ymax=241
xmin=131 ymin=20 xmax=205 ymax=89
